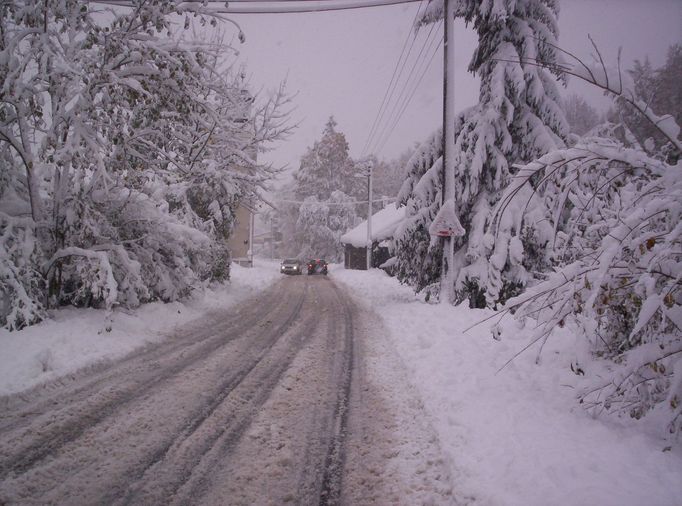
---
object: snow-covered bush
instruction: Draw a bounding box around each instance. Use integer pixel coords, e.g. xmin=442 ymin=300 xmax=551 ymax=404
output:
xmin=0 ymin=0 xmax=290 ymax=328
xmin=397 ymin=0 xmax=567 ymax=304
xmin=0 ymin=213 xmax=45 ymax=329
xmin=495 ymin=141 xmax=681 ymax=432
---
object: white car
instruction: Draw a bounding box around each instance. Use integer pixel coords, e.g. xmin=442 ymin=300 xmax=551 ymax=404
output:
xmin=280 ymin=258 xmax=303 ymax=275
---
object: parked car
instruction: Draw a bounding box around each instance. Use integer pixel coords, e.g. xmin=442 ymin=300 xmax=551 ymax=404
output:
xmin=280 ymin=258 xmax=303 ymax=275
xmin=307 ymin=258 xmax=328 ymax=275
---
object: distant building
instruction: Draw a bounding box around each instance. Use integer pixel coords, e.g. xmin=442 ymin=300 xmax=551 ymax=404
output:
xmin=227 ymin=204 xmax=256 ymax=267
xmin=227 ymin=88 xmax=256 ymax=267
xmin=340 ymin=203 xmax=405 ymax=271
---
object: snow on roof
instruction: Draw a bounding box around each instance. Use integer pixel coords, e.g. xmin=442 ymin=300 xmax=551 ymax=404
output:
xmin=340 ymin=203 xmax=406 ymax=248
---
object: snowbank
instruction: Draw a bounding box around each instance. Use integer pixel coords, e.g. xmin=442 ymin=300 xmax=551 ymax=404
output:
xmin=0 ymin=259 xmax=281 ymax=396
xmin=340 ymin=203 xmax=405 ymax=248
xmin=333 ymin=267 xmax=682 ymax=506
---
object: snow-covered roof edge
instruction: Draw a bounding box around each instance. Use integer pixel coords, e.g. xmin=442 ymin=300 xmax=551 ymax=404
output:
xmin=340 ymin=203 xmax=406 ymax=248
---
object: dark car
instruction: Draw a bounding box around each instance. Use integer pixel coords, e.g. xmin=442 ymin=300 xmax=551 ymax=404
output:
xmin=280 ymin=258 xmax=303 ymax=275
xmin=307 ymin=259 xmax=328 ymax=275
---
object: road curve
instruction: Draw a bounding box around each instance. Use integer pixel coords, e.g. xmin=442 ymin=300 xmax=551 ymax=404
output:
xmin=0 ymin=275 xmax=454 ymax=505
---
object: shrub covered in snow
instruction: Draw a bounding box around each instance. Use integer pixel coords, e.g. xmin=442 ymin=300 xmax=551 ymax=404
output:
xmin=0 ymin=0 xmax=290 ymax=329
xmin=397 ymin=0 xmax=567 ymax=305
xmin=493 ymin=139 xmax=682 ymax=433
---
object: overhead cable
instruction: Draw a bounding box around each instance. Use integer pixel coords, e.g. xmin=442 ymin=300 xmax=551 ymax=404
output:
xmin=90 ymin=0 xmax=423 ymax=14
xmin=367 ymin=18 xmax=441 ymax=155
xmin=374 ymin=24 xmax=442 ymax=154
xmin=359 ymin=0 xmax=424 ymax=157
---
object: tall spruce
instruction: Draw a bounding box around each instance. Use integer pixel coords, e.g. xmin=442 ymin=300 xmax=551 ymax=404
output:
xmin=287 ymin=117 xmax=360 ymax=261
xmin=398 ymin=0 xmax=567 ymax=306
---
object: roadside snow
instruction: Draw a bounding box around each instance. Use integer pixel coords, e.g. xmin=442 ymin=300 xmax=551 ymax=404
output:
xmin=0 ymin=259 xmax=281 ymax=397
xmin=333 ymin=267 xmax=682 ymax=506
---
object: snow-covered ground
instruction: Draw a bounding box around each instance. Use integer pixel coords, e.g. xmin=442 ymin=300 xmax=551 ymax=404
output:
xmin=0 ymin=260 xmax=281 ymax=397
xmin=4 ymin=259 xmax=680 ymax=505
xmin=333 ymin=267 xmax=682 ymax=506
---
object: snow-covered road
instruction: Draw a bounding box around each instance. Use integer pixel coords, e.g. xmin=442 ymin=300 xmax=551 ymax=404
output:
xmin=0 ymin=275 xmax=453 ymax=505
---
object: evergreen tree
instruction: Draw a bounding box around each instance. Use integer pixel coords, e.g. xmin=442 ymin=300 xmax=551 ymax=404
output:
xmin=394 ymin=128 xmax=445 ymax=296
xmin=564 ymin=94 xmax=601 ymax=136
xmin=611 ymin=44 xmax=682 ymax=162
xmin=402 ymin=0 xmax=567 ymax=306
xmin=286 ymin=117 xmax=361 ymax=260
xmin=294 ymin=117 xmax=362 ymax=202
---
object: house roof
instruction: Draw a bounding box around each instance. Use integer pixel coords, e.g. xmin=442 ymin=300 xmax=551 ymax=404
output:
xmin=340 ymin=203 xmax=406 ymax=248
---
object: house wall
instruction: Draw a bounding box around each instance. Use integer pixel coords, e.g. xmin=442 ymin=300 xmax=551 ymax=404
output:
xmin=343 ymin=242 xmax=393 ymax=270
xmin=227 ymin=206 xmax=253 ymax=267
xmin=344 ymin=244 xmax=367 ymax=270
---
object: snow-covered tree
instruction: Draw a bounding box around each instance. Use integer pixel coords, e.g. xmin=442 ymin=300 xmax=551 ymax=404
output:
xmin=564 ymin=94 xmax=601 ymax=136
xmin=0 ymin=0 xmax=291 ymax=329
xmin=399 ymin=0 xmax=567 ymax=305
xmin=280 ymin=117 xmax=360 ymax=260
xmin=609 ymin=44 xmax=682 ymax=162
xmin=483 ymin=38 xmax=682 ymax=433
xmin=296 ymin=191 xmax=357 ymax=262
xmin=394 ymin=129 xmax=445 ymax=297
xmin=294 ymin=117 xmax=363 ymax=202
xmin=491 ymin=137 xmax=682 ymax=433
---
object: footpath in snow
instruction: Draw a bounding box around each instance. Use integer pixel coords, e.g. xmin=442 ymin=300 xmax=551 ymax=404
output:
xmin=333 ymin=267 xmax=682 ymax=506
xmin=0 ymin=261 xmax=281 ymax=396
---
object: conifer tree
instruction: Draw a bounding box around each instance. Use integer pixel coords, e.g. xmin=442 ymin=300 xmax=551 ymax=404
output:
xmin=400 ymin=0 xmax=567 ymax=305
xmin=287 ymin=117 xmax=360 ymax=261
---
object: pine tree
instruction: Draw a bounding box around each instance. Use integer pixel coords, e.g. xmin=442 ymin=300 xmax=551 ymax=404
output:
xmin=286 ymin=117 xmax=361 ymax=261
xmin=294 ymin=117 xmax=362 ymax=202
xmin=611 ymin=44 xmax=682 ymax=162
xmin=564 ymin=94 xmax=601 ymax=136
xmin=394 ymin=128 xmax=444 ymax=296
xmin=403 ymin=0 xmax=568 ymax=306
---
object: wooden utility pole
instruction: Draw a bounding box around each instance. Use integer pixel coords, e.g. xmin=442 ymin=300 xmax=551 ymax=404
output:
xmin=440 ymin=0 xmax=456 ymax=303
xmin=366 ymin=160 xmax=374 ymax=270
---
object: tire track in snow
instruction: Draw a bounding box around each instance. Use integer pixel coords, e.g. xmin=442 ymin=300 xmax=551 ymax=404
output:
xmin=0 ymin=280 xmax=300 ymax=496
xmin=318 ymin=279 xmax=355 ymax=505
xmin=111 ymin=280 xmax=316 ymax=505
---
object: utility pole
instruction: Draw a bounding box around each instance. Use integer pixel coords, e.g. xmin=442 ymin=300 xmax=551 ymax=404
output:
xmin=366 ymin=160 xmax=374 ymax=270
xmin=441 ymin=0 xmax=456 ymax=303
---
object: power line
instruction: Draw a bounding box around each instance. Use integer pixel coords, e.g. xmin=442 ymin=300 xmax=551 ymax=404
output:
xmin=277 ymin=197 xmax=395 ymax=205
xmin=360 ymin=0 xmax=424 ymax=157
xmin=374 ymin=25 xmax=442 ymax=154
xmin=90 ymin=0 xmax=423 ymax=14
xmin=367 ymin=18 xmax=442 ymax=155
xmin=91 ymin=0 xmax=441 ymax=159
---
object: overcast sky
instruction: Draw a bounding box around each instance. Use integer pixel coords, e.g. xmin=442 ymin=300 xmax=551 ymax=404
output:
xmin=225 ymin=0 xmax=681 ymax=179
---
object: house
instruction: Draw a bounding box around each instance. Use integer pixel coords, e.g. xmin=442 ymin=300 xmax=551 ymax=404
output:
xmin=227 ymin=203 xmax=255 ymax=267
xmin=340 ymin=203 xmax=405 ymax=271
xmin=227 ymin=87 xmax=256 ymax=267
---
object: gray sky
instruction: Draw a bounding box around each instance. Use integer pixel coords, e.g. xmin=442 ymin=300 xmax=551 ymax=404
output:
xmin=227 ymin=0 xmax=681 ymax=177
